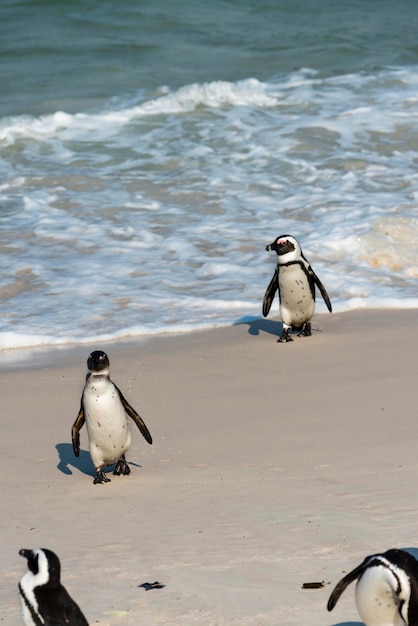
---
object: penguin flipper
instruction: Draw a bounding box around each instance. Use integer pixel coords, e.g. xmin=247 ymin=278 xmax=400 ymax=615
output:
xmin=327 ymin=557 xmax=371 ymax=611
xmin=116 ymin=386 xmax=153 ymax=445
xmin=71 ymin=405 xmax=85 ymax=457
xmin=262 ymin=268 xmax=279 ymax=317
xmin=312 ymin=270 xmax=332 ymax=313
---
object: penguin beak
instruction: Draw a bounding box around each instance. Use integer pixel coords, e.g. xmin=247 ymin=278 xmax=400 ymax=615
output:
xmin=19 ymin=548 xmax=32 ymax=559
xmin=266 ymin=238 xmax=295 ymax=255
xmin=19 ymin=549 xmax=33 ymax=560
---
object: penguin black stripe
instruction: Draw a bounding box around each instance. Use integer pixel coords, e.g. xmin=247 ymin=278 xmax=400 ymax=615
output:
xmin=368 ymin=557 xmax=402 ymax=595
xmin=276 ymin=260 xmax=316 ymax=301
xmin=18 ymin=582 xmax=43 ymax=626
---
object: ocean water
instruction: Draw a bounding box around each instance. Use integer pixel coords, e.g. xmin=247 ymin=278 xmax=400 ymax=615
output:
xmin=2 ymin=0 xmax=418 ymax=350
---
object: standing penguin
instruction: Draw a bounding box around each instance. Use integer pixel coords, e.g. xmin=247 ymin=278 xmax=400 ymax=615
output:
xmin=71 ymin=350 xmax=153 ymax=484
xmin=327 ymin=549 xmax=418 ymax=626
xmin=18 ymin=548 xmax=89 ymax=626
xmin=263 ymin=234 xmax=332 ymax=342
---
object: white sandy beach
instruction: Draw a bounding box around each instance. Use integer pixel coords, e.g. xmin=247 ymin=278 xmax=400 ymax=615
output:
xmin=1 ymin=308 xmax=418 ymax=625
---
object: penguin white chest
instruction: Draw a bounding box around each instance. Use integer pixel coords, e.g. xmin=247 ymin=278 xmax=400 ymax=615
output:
xmin=278 ymin=264 xmax=314 ymax=327
xmin=19 ymin=582 xmax=40 ymax=626
xmin=355 ymin=566 xmax=408 ymax=626
xmin=20 ymin=590 xmax=40 ymax=626
xmin=19 ymin=569 xmax=48 ymax=626
xmin=83 ymin=379 xmax=131 ymax=467
xmin=20 ymin=602 xmax=36 ymax=626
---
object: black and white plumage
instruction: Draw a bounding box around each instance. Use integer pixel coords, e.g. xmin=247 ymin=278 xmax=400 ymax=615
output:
xmin=263 ymin=234 xmax=332 ymax=342
xmin=71 ymin=350 xmax=153 ymax=484
xmin=18 ymin=548 xmax=88 ymax=626
xmin=327 ymin=549 xmax=418 ymax=626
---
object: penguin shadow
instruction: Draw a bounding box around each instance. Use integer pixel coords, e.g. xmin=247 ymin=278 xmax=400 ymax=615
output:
xmin=234 ymin=315 xmax=324 ymax=339
xmin=56 ymin=443 xmax=143 ymax=477
xmin=403 ymin=546 xmax=418 ymax=560
xmin=56 ymin=443 xmax=94 ymax=476
xmin=234 ymin=315 xmax=283 ymax=338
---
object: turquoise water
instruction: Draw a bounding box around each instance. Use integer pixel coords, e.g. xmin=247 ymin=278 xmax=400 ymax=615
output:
xmin=3 ymin=0 xmax=418 ymax=118
xmin=2 ymin=1 xmax=418 ymax=348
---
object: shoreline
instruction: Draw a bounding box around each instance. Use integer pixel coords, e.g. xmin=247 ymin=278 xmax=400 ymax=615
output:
xmin=1 ymin=306 xmax=417 ymax=372
xmin=2 ymin=308 xmax=418 ymax=625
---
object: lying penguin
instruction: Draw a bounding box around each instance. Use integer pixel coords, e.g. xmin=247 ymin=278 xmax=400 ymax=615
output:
xmin=72 ymin=350 xmax=153 ymax=484
xmin=327 ymin=548 xmax=418 ymax=626
xmin=263 ymin=234 xmax=332 ymax=342
xmin=18 ymin=548 xmax=88 ymax=625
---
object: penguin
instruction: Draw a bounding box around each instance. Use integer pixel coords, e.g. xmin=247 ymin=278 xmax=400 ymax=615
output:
xmin=262 ymin=234 xmax=332 ymax=342
xmin=18 ymin=548 xmax=88 ymax=626
xmin=327 ymin=549 xmax=418 ymax=626
xmin=71 ymin=350 xmax=153 ymax=484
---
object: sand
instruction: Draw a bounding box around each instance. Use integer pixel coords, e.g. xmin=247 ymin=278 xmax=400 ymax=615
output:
xmin=1 ymin=308 xmax=418 ymax=625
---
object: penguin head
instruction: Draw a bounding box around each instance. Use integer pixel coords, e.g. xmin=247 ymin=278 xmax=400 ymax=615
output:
xmin=87 ymin=350 xmax=110 ymax=373
xmin=266 ymin=235 xmax=302 ymax=262
xmin=19 ymin=548 xmax=61 ymax=588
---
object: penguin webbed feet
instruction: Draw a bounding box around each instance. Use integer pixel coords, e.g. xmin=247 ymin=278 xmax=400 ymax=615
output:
xmin=277 ymin=322 xmax=312 ymax=342
xmin=297 ymin=322 xmax=311 ymax=337
xmin=277 ymin=327 xmax=293 ymax=343
xmin=113 ymin=456 xmax=131 ymax=476
xmin=93 ymin=468 xmax=111 ymax=484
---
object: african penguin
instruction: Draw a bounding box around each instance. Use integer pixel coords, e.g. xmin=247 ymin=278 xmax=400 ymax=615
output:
xmin=262 ymin=234 xmax=332 ymax=342
xmin=18 ymin=548 xmax=88 ymax=626
xmin=327 ymin=549 xmax=418 ymax=626
xmin=71 ymin=350 xmax=153 ymax=484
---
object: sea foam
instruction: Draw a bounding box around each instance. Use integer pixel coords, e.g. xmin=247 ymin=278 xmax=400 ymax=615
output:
xmin=1 ymin=69 xmax=418 ymax=350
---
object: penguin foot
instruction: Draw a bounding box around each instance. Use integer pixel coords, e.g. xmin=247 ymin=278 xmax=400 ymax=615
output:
xmin=93 ymin=469 xmax=111 ymax=484
xmin=113 ymin=457 xmax=131 ymax=476
xmin=297 ymin=322 xmax=312 ymax=337
xmin=278 ymin=328 xmax=293 ymax=343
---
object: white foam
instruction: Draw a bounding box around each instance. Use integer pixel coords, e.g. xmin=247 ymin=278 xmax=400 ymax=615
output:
xmin=2 ymin=67 xmax=418 ymax=350
xmin=137 ymin=79 xmax=279 ymax=114
xmin=0 ymin=79 xmax=279 ymax=147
